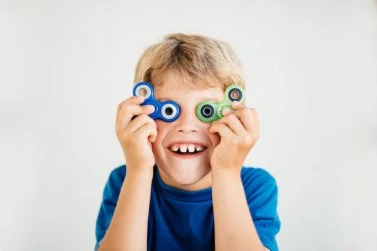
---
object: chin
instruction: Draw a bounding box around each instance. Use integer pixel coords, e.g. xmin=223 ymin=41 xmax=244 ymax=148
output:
xmin=156 ymin=163 xmax=212 ymax=190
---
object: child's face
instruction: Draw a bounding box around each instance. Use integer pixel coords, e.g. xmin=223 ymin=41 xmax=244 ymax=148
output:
xmin=152 ymin=73 xmax=223 ymax=191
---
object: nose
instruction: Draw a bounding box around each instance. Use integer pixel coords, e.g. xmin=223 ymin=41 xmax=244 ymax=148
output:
xmin=173 ymin=108 xmax=201 ymax=133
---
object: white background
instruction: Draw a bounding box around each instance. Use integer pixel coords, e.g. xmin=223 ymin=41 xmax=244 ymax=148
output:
xmin=1 ymin=0 xmax=376 ymax=250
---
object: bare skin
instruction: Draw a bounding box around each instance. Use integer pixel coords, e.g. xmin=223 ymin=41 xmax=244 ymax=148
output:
xmin=98 ymin=95 xmax=156 ymax=251
xmin=210 ymin=102 xmax=268 ymax=251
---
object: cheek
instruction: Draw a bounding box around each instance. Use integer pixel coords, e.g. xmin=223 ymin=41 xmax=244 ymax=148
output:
xmin=154 ymin=121 xmax=171 ymax=143
xmin=208 ymin=131 xmax=221 ymax=146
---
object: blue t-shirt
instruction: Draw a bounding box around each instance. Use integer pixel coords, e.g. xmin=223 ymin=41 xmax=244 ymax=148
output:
xmin=95 ymin=165 xmax=280 ymax=251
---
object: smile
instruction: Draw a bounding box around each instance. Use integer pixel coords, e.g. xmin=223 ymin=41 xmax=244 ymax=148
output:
xmin=169 ymin=143 xmax=207 ymax=154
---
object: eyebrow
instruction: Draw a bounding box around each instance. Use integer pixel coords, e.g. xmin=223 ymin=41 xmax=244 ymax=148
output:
xmin=157 ymin=96 xmax=175 ymax=102
xmin=202 ymin=98 xmax=221 ymax=102
xmin=158 ymin=97 xmax=221 ymax=103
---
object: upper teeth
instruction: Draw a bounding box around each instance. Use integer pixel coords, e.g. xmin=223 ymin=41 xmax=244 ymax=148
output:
xmin=171 ymin=144 xmax=204 ymax=153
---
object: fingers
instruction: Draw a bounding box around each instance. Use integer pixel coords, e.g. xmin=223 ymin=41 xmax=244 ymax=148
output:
xmin=231 ymin=101 xmax=243 ymax=110
xmin=211 ymin=113 xmax=246 ymax=135
xmin=115 ymin=95 xmax=158 ymax=145
xmin=233 ymin=107 xmax=259 ymax=132
xmin=134 ymin=122 xmax=158 ymax=143
xmin=209 ymin=122 xmax=234 ymax=139
xmin=231 ymin=102 xmax=259 ymax=132
xmin=209 ymin=102 xmax=259 ymax=138
xmin=116 ymin=96 xmax=155 ymax=130
xmin=125 ymin=114 xmax=156 ymax=136
xmin=117 ymin=95 xmax=145 ymax=115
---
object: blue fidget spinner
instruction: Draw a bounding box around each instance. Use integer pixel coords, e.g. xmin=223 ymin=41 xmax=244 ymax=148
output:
xmin=133 ymin=82 xmax=181 ymax=122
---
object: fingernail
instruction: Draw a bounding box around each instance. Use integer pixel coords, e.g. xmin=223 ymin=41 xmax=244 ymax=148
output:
xmin=146 ymin=105 xmax=155 ymax=112
xmin=222 ymin=108 xmax=231 ymax=116
xmin=232 ymin=101 xmax=239 ymax=107
xmin=138 ymin=95 xmax=145 ymax=100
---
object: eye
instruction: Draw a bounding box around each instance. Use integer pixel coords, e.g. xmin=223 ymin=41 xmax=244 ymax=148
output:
xmin=134 ymin=84 xmax=152 ymax=99
xmin=228 ymin=87 xmax=242 ymax=102
xmin=200 ymin=104 xmax=215 ymax=119
xmin=161 ymin=103 xmax=178 ymax=120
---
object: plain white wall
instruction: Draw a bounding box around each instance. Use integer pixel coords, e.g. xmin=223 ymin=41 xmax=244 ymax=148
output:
xmin=1 ymin=0 xmax=376 ymax=250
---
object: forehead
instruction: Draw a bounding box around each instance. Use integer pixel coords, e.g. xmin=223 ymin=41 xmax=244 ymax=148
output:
xmin=153 ymin=72 xmax=224 ymax=101
xmin=154 ymin=85 xmax=224 ymax=102
xmin=154 ymin=80 xmax=223 ymax=102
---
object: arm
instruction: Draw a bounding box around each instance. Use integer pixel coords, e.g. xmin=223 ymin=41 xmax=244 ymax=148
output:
xmin=96 ymin=95 xmax=157 ymax=251
xmin=98 ymin=169 xmax=153 ymax=251
xmin=209 ymin=102 xmax=276 ymax=250
xmin=212 ymin=169 xmax=268 ymax=251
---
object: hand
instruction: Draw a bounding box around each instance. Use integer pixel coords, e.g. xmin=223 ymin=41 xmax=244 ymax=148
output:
xmin=208 ymin=102 xmax=260 ymax=173
xmin=115 ymin=95 xmax=157 ymax=173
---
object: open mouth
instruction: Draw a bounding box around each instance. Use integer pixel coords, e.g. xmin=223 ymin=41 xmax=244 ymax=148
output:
xmin=168 ymin=143 xmax=207 ymax=155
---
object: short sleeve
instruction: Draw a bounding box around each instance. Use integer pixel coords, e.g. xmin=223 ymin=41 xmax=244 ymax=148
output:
xmin=241 ymin=167 xmax=281 ymax=251
xmin=94 ymin=166 xmax=126 ymax=251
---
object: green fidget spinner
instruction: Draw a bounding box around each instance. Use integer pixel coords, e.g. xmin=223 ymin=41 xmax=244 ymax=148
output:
xmin=196 ymin=85 xmax=246 ymax=123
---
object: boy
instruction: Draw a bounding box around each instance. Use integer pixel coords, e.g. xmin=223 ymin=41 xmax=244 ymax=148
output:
xmin=95 ymin=33 xmax=280 ymax=251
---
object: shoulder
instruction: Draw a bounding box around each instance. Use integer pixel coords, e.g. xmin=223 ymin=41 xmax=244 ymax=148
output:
xmin=108 ymin=164 xmax=126 ymax=182
xmin=240 ymin=166 xmax=278 ymax=204
xmin=102 ymin=165 xmax=126 ymax=197
xmin=241 ymin=166 xmax=277 ymax=188
xmin=241 ymin=167 xmax=280 ymax=251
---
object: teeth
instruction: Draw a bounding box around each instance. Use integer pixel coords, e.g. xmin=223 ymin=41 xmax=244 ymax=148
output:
xmin=170 ymin=144 xmax=205 ymax=153
xmin=180 ymin=145 xmax=187 ymax=153
xmin=188 ymin=144 xmax=195 ymax=153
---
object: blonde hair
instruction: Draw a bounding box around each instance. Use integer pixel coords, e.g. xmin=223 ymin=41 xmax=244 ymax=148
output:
xmin=133 ymin=33 xmax=246 ymax=90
